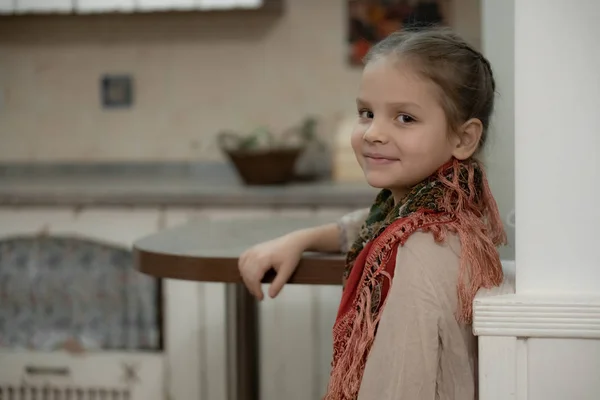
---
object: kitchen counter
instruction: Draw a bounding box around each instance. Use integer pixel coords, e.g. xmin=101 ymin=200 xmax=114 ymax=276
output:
xmin=0 ymin=163 xmax=377 ymax=207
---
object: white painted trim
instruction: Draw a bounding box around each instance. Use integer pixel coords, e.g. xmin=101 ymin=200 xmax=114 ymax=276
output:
xmin=515 ymin=338 xmax=528 ymax=400
xmin=474 ymin=278 xmax=600 ymax=339
xmin=478 ymin=336 xmax=517 ymax=400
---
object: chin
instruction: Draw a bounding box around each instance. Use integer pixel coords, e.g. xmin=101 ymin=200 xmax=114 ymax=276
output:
xmin=363 ymin=171 xmax=398 ymax=189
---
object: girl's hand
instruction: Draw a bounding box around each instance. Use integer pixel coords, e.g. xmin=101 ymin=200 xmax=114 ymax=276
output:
xmin=238 ymin=233 xmax=306 ymax=300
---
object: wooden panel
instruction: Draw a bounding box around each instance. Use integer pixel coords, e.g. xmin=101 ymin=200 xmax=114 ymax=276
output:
xmin=527 ymin=338 xmax=600 ymax=400
xmin=478 ymin=336 xmax=517 ymax=400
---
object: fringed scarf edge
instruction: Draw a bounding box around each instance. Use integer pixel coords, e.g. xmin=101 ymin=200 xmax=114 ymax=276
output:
xmin=324 ymin=158 xmax=507 ymax=400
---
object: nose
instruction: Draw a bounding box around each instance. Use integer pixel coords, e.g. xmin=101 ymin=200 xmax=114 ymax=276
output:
xmin=362 ymin=120 xmax=388 ymax=144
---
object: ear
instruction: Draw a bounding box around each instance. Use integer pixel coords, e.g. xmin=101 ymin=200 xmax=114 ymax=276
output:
xmin=451 ymin=118 xmax=483 ymax=160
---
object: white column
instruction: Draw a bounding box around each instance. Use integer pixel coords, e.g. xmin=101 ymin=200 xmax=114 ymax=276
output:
xmin=515 ymin=0 xmax=600 ymax=295
xmin=476 ymin=2 xmax=600 ymax=400
xmin=481 ymin=0 xmax=516 ymax=263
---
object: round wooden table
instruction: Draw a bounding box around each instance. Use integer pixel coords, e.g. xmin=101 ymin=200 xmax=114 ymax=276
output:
xmin=133 ymin=217 xmax=345 ymax=400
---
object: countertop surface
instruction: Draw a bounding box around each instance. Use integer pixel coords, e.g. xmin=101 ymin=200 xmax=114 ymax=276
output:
xmin=0 ymin=163 xmax=378 ymax=207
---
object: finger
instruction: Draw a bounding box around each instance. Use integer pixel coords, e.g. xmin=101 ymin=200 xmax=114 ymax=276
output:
xmin=242 ymin=257 xmax=266 ymax=300
xmin=242 ymin=275 xmax=263 ymax=301
xmin=239 ymin=264 xmax=262 ymax=300
xmin=239 ymin=256 xmax=262 ymax=300
xmin=237 ymin=251 xmax=249 ymax=271
xmin=268 ymin=262 xmax=295 ymax=298
xmin=250 ymin=266 xmax=268 ymax=301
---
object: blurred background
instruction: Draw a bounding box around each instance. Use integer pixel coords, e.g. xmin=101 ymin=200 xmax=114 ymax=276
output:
xmin=0 ymin=0 xmax=515 ymax=399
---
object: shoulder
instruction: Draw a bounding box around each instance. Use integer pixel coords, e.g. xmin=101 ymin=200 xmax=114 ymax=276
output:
xmin=392 ymin=230 xmax=462 ymax=305
xmin=399 ymin=230 xmax=461 ymax=268
xmin=338 ymin=208 xmax=370 ymax=253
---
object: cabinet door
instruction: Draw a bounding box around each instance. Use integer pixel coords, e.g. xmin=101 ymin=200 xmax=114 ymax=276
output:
xmin=75 ymin=0 xmax=134 ymax=13
xmin=15 ymin=0 xmax=72 ymax=13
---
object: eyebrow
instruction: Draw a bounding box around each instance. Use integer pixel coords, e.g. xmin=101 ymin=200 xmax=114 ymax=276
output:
xmin=356 ymin=98 xmax=422 ymax=110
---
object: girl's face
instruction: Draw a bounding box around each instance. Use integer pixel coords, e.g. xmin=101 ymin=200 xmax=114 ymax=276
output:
xmin=351 ymin=55 xmax=458 ymax=201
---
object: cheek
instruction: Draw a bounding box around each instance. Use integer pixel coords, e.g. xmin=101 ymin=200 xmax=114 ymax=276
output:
xmin=350 ymin=126 xmax=364 ymax=156
xmin=405 ymin=126 xmax=450 ymax=157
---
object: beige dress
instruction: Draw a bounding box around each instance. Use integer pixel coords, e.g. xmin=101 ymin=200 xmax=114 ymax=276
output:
xmin=338 ymin=210 xmax=477 ymax=400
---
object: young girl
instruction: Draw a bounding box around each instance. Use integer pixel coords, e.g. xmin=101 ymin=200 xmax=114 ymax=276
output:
xmin=238 ymin=27 xmax=506 ymax=400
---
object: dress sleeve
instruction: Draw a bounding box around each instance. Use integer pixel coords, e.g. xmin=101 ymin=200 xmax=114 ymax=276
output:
xmin=357 ymin=231 xmax=460 ymax=400
xmin=337 ymin=208 xmax=370 ymax=253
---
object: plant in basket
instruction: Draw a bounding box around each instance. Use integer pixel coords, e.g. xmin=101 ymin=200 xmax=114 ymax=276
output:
xmin=217 ymin=117 xmax=323 ymax=185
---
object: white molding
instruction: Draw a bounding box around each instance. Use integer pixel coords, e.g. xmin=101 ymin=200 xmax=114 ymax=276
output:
xmin=478 ymin=336 xmax=517 ymax=400
xmin=474 ymin=277 xmax=600 ymax=339
xmin=515 ymin=338 xmax=528 ymax=400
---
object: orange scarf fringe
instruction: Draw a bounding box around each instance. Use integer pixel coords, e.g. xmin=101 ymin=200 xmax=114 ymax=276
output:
xmin=324 ymin=158 xmax=506 ymax=400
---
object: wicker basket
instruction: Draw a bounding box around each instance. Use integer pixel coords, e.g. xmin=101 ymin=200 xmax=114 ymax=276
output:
xmin=224 ymin=148 xmax=303 ymax=185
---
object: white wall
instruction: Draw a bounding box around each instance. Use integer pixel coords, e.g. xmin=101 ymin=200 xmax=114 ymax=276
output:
xmin=476 ymin=2 xmax=600 ymax=400
xmin=481 ymin=0 xmax=515 ymax=260
xmin=528 ymin=339 xmax=600 ymax=400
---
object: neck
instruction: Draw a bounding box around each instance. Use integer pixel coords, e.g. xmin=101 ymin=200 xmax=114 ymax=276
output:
xmin=390 ymin=187 xmax=409 ymax=205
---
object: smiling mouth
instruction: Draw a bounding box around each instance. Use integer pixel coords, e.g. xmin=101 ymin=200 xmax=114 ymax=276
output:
xmin=364 ymin=154 xmax=399 ymax=164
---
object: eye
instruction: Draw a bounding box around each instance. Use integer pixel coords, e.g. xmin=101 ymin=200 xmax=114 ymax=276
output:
xmin=396 ymin=113 xmax=416 ymax=124
xmin=358 ymin=109 xmax=374 ymax=119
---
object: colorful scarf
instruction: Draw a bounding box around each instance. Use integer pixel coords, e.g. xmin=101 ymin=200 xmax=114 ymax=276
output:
xmin=325 ymin=157 xmax=506 ymax=400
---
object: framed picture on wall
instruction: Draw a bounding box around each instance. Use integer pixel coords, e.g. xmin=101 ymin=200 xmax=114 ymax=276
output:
xmin=347 ymin=0 xmax=450 ymax=65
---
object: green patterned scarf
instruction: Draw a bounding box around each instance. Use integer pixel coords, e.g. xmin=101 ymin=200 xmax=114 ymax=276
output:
xmin=344 ymin=156 xmax=484 ymax=282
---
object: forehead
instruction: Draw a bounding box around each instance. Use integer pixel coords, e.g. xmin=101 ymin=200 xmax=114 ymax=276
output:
xmin=358 ymin=56 xmax=440 ymax=106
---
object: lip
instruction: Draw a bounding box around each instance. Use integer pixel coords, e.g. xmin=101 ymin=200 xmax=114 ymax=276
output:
xmin=363 ymin=153 xmax=399 ymax=165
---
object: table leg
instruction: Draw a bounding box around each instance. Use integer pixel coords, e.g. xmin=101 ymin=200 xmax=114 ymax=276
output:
xmin=226 ymin=283 xmax=260 ymax=400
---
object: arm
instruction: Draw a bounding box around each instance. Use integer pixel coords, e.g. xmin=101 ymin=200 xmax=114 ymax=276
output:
xmin=287 ymin=208 xmax=370 ymax=254
xmin=288 ymin=223 xmax=341 ymax=253
xmin=358 ymin=232 xmax=453 ymax=400
xmin=238 ymin=208 xmax=370 ymax=299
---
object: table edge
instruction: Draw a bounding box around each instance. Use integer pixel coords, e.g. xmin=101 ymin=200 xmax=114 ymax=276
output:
xmin=133 ymin=245 xmax=345 ymax=286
